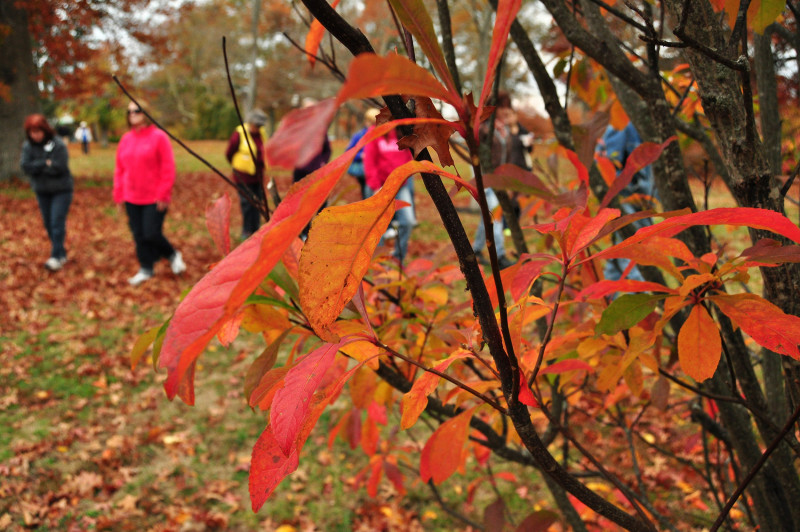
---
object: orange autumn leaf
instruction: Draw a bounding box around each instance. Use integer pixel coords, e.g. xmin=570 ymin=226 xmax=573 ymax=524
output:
xmin=337 ymin=53 xmax=460 ymax=109
xmin=400 ymin=350 xmax=471 ymax=429
xmin=420 ymin=406 xmax=476 ymax=485
xmin=678 ymin=304 xmax=721 ymax=382
xmin=304 ymin=0 xmax=340 ymax=67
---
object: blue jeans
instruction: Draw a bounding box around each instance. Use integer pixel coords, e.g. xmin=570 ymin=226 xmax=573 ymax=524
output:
xmin=367 ymin=180 xmax=416 ymax=262
xmin=472 ymin=188 xmax=505 ymax=258
xmin=125 ymin=203 xmax=176 ymax=271
xmin=36 ymin=190 xmax=72 ymax=260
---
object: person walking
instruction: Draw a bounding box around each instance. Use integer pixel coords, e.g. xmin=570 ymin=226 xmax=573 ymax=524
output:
xmin=225 ymin=109 xmax=268 ymax=240
xmin=292 ymin=98 xmax=332 ymax=239
xmin=363 ymin=127 xmax=416 ymax=263
xmin=74 ymin=121 xmax=93 ymax=154
xmin=113 ymin=100 xmax=186 ymax=286
xmin=472 ymin=92 xmax=515 ymax=269
xmin=596 ymin=122 xmax=657 ymax=284
xmin=20 ymin=114 xmax=74 ymax=271
xmin=345 ymin=108 xmax=380 ymax=200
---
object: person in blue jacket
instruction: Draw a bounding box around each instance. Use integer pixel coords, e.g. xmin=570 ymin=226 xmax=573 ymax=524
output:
xmin=20 ymin=114 xmax=74 ymax=271
xmin=597 ymin=122 xmax=657 ymax=282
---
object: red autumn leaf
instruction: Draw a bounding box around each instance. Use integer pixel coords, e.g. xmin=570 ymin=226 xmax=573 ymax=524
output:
xmin=515 ymin=510 xmax=561 ymax=532
xmin=482 ymin=163 xmax=555 ymax=200
xmin=304 ymin=0 xmax=340 ymax=67
xmin=420 ymin=406 xmax=476 ymax=484
xmin=250 ymin=366 xmax=289 ymax=410
xmin=383 ymin=461 xmax=406 ymax=496
xmin=518 ymin=370 xmax=538 ymax=407
xmin=159 ymin=143 xmax=357 ymax=404
xmin=678 ymin=304 xmax=721 ymax=382
xmin=336 ymin=52 xmax=460 ymax=109
xmin=400 ymin=350 xmax=471 ymax=429
xmin=270 ymin=342 xmax=343 ymax=456
xmin=578 ymin=279 xmax=676 ymax=300
xmin=567 ymin=207 xmax=620 ymax=259
xmin=250 ymin=355 xmax=376 ymax=511
xmin=248 ymin=425 xmax=300 ymax=512
xmin=386 ymin=0 xmax=461 ymax=102
xmin=205 ymin=193 xmax=231 ymax=256
xmin=740 ymin=238 xmax=800 ymax=265
xmin=710 ymin=294 xmax=800 ymax=360
xmin=474 ymin=0 xmax=523 ymax=134
xmin=510 ymin=256 xmax=555 ymax=301
xmin=599 ymin=137 xmax=676 ymax=209
xmin=265 ymin=98 xmax=338 ymax=169
xmin=244 ymin=329 xmax=291 ymax=406
xmin=395 ymin=96 xmax=457 ymax=167
xmin=483 ymin=498 xmax=507 ymax=532
xmin=589 ymin=207 xmax=800 ymax=264
xmin=540 ymin=359 xmax=595 ymax=375
xmin=565 ymin=149 xmax=591 ymax=186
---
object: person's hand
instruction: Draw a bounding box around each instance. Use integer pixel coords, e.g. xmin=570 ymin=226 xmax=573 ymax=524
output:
xmin=156 ymin=201 xmax=169 ymax=211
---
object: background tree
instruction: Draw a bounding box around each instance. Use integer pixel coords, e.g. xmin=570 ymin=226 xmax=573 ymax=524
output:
xmin=0 ymin=1 xmax=39 ymax=182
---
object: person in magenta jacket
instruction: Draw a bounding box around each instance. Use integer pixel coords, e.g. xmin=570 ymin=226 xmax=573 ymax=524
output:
xmin=363 ymin=127 xmax=416 ymax=263
xmin=114 ymin=100 xmax=186 ymax=286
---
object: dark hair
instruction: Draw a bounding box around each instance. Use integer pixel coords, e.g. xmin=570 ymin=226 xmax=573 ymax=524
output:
xmin=495 ymin=91 xmax=512 ymax=110
xmin=23 ymin=114 xmax=55 ymax=142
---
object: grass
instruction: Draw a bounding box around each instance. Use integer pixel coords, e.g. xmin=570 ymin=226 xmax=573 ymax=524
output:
xmin=0 ymin=140 xmax=508 ymax=531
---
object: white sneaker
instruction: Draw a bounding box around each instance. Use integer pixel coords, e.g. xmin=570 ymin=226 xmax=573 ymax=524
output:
xmin=170 ymin=251 xmax=186 ymax=275
xmin=128 ymin=269 xmax=153 ymax=286
xmin=44 ymin=257 xmax=63 ymax=271
xmin=383 ymin=227 xmax=398 ymax=239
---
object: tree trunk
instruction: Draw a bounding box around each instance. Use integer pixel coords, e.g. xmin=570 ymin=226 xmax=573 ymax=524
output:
xmin=0 ymin=2 xmax=40 ymax=181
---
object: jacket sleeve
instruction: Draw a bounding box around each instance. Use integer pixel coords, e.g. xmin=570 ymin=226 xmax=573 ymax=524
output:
xmin=225 ymin=130 xmax=239 ymax=163
xmin=41 ymin=139 xmax=70 ymax=177
xmin=20 ymin=143 xmax=46 ymax=177
xmin=156 ymin=130 xmax=176 ymax=204
xmin=113 ymin=136 xmax=125 ymax=204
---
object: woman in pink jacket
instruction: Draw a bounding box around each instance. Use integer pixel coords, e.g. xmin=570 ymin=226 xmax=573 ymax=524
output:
xmin=114 ymin=100 xmax=186 ymax=286
xmin=363 ymin=127 xmax=416 ymax=263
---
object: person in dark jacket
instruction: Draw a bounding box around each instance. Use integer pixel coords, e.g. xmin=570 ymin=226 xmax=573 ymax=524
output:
xmin=225 ymin=109 xmax=268 ymax=239
xmin=20 ymin=114 xmax=74 ymax=271
xmin=292 ymin=98 xmax=332 ymax=239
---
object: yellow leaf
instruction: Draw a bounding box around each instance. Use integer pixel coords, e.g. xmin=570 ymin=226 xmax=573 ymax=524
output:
xmin=678 ymin=305 xmax=721 ymax=382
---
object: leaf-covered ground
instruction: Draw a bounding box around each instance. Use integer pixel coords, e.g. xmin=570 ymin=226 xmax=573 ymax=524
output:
xmin=0 ymin=141 xmax=476 ymax=531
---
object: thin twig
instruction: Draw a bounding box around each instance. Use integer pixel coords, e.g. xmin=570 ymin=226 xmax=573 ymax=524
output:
xmin=374 ymin=340 xmax=507 ymax=414
xmin=710 ymin=400 xmax=800 ymax=531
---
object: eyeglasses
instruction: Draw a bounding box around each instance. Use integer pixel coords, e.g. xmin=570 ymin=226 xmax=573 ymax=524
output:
xmin=127 ymin=109 xmax=143 ymax=115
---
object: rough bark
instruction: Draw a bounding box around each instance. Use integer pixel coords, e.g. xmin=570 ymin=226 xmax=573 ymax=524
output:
xmin=0 ymin=2 xmax=40 ymax=182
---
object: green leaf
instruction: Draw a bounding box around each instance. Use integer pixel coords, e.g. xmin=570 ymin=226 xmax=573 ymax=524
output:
xmin=268 ymin=261 xmax=299 ymax=302
xmin=596 ymin=294 xmax=664 ymax=336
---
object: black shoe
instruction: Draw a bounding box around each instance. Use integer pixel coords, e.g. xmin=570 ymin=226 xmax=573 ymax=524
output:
xmin=498 ymin=255 xmax=515 ymax=269
xmin=474 ymin=251 xmax=489 ymax=265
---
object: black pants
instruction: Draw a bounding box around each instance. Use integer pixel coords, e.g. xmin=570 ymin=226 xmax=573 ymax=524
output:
xmin=125 ymin=203 xmax=175 ymax=271
xmin=237 ymin=181 xmax=264 ymax=237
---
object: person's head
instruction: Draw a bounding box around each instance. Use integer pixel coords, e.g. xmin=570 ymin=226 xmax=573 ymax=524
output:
xmin=126 ymin=100 xmax=150 ymax=128
xmin=23 ymin=114 xmax=55 ymax=144
xmin=495 ymin=91 xmax=514 ymax=124
xmin=80 ymin=121 xmax=88 ymax=128
xmin=363 ymin=107 xmax=380 ymax=128
xmin=247 ymin=108 xmax=268 ymax=132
